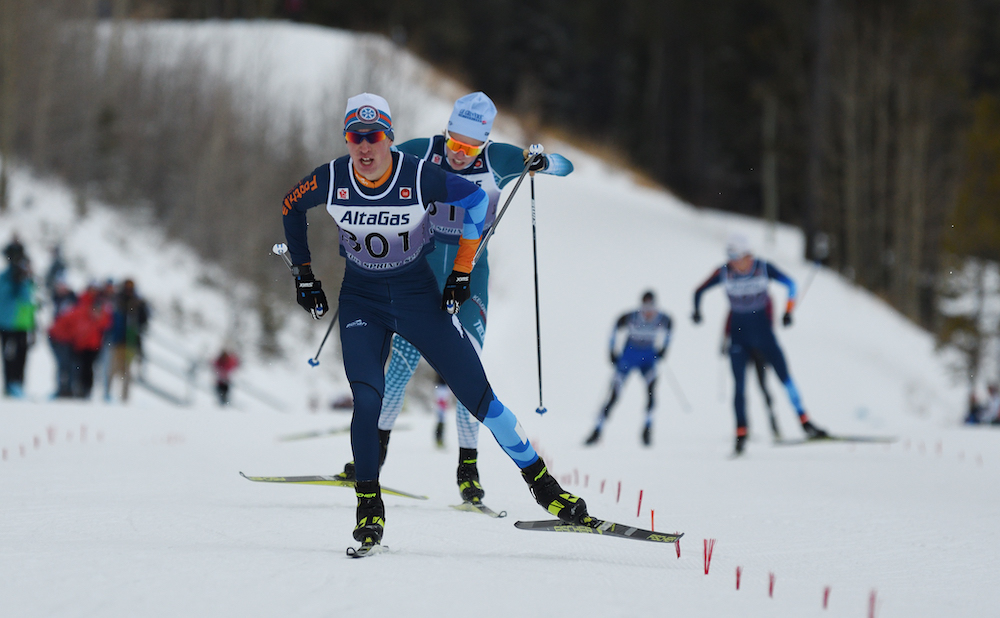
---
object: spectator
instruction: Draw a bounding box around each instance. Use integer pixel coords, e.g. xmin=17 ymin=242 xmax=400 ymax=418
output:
xmin=48 ymin=278 xmax=78 ymax=398
xmin=50 ymin=286 xmax=112 ymax=399
xmin=212 ymin=349 xmax=240 ymax=406
xmin=44 ymin=245 xmax=68 ymax=296
xmin=0 ymin=255 xmax=37 ymax=398
xmin=105 ymin=279 xmax=149 ymax=402
xmin=3 ymin=232 xmax=27 ymax=266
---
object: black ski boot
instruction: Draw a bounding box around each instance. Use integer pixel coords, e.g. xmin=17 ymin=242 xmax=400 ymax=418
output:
xmin=353 ymin=480 xmax=385 ymax=544
xmin=521 ymin=458 xmax=590 ymax=524
xmin=336 ymin=429 xmax=391 ymax=482
xmin=642 ymin=425 xmax=652 ymax=446
xmin=734 ymin=434 xmax=747 ymax=456
xmin=457 ymin=447 xmax=485 ymax=503
xmin=335 ymin=461 xmax=356 ymax=482
xmin=583 ymin=427 xmax=601 ymax=446
xmin=801 ymin=417 xmax=829 ymax=439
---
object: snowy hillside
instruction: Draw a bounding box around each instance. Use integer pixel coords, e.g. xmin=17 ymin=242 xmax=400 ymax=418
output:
xmin=2 ymin=21 xmax=995 ymax=618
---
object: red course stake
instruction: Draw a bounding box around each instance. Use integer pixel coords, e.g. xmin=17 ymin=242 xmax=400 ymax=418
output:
xmin=650 ymin=509 xmax=655 ymax=531
xmin=703 ymin=539 xmax=716 ymax=574
xmin=616 ymin=481 xmax=621 ymax=504
xmin=600 ymin=479 xmax=606 ymax=493
xmin=636 ymin=490 xmax=644 ymax=517
xmin=769 ymin=572 xmax=775 ymax=597
xmin=869 ymin=590 xmax=877 ymax=618
xmin=674 ymin=534 xmax=681 ymax=558
xmin=823 ymin=586 xmax=831 ymax=609
xmin=736 ymin=566 xmax=742 ymax=590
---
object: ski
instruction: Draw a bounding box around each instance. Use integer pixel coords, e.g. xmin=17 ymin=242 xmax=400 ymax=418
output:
xmin=774 ymin=435 xmax=898 ymax=446
xmin=450 ymin=501 xmax=507 ymax=518
xmin=278 ymin=423 xmax=411 ymax=442
xmin=238 ymin=472 xmax=429 ymax=500
xmin=514 ymin=518 xmax=683 ymax=544
xmin=346 ymin=542 xmax=388 ymax=558
xmin=277 ymin=426 xmax=349 ymax=442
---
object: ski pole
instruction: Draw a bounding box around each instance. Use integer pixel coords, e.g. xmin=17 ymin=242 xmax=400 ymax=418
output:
xmin=271 ymin=243 xmax=339 ymax=366
xmin=663 ymin=364 xmax=693 ymax=413
xmin=797 ymin=260 xmax=821 ymax=306
xmin=530 ymin=172 xmax=546 ymax=415
xmin=308 ymin=307 xmax=339 ymax=367
xmin=472 ymin=148 xmax=542 ymax=267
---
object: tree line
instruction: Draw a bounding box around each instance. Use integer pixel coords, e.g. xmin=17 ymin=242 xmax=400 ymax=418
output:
xmin=3 ymin=0 xmax=1000 ymax=391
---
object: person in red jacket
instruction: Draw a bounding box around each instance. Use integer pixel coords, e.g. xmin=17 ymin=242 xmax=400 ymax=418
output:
xmin=212 ymin=349 xmax=240 ymax=406
xmin=50 ymin=286 xmax=112 ymax=399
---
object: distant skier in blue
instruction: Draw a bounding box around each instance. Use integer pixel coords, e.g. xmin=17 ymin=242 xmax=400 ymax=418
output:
xmin=692 ymin=234 xmax=827 ymax=455
xmin=281 ymin=93 xmax=588 ymax=551
xmin=585 ymin=291 xmax=672 ymax=447
xmin=334 ymin=92 xmax=574 ymax=507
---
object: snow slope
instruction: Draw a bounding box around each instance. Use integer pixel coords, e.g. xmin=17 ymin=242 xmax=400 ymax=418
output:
xmin=1 ymin=21 xmax=994 ymax=618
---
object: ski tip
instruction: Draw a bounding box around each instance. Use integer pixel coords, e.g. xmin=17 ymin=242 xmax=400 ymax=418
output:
xmin=238 ymin=471 xmax=249 ymax=479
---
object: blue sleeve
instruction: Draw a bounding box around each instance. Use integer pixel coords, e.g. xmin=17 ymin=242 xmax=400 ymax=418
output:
xmin=395 ymin=138 xmax=431 ymax=157
xmin=765 ymin=262 xmax=796 ymax=300
xmin=420 ymin=162 xmax=489 ymax=240
xmin=281 ymin=163 xmax=332 ymax=266
xmin=693 ymin=268 xmax=724 ymax=312
xmin=486 ymin=143 xmax=574 ymax=188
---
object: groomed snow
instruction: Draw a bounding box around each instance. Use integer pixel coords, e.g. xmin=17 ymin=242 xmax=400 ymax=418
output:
xmin=1 ymin=21 xmax=994 ymax=618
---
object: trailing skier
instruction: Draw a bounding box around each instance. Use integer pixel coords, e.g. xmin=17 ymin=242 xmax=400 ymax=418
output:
xmin=692 ymin=233 xmax=828 ymax=455
xmin=585 ymin=290 xmax=672 ymax=446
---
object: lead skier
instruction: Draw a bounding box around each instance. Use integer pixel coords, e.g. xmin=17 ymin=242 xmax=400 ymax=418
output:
xmin=281 ymin=93 xmax=588 ymax=550
xmin=334 ymin=92 xmax=573 ymax=508
xmin=692 ymin=234 xmax=827 ymax=455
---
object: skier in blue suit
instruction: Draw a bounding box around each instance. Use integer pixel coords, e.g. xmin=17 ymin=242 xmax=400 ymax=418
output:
xmin=692 ymin=234 xmax=828 ymax=455
xmin=335 ymin=92 xmax=574 ymax=506
xmin=281 ymin=93 xmax=588 ymax=549
xmin=585 ymin=291 xmax=672 ymax=447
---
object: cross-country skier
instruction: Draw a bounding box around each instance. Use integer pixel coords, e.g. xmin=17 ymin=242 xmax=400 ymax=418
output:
xmin=692 ymin=233 xmax=827 ymax=455
xmin=281 ymin=93 xmax=589 ymax=551
xmin=585 ymin=291 xmax=672 ymax=446
xmin=722 ymin=298 xmax=781 ymax=439
xmin=333 ymin=92 xmax=573 ymax=508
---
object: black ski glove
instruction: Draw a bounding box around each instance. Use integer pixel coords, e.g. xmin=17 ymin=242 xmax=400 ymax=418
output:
xmin=522 ymin=148 xmax=548 ymax=172
xmin=441 ymin=270 xmax=471 ymax=314
xmin=292 ymin=264 xmax=328 ymax=319
xmin=691 ymin=309 xmax=702 ymax=324
xmin=782 ymin=312 xmax=793 ymax=327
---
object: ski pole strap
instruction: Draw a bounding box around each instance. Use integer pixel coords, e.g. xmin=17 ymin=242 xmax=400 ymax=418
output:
xmin=472 ymin=154 xmax=540 ymax=267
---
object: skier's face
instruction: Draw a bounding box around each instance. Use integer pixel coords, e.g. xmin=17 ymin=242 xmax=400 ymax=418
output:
xmin=444 ymin=131 xmax=485 ymax=170
xmin=729 ymin=254 xmax=754 ymax=273
xmin=347 ymin=130 xmax=394 ymax=180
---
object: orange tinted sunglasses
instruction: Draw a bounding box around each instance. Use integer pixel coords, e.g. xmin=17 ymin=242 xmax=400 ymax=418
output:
xmin=345 ymin=130 xmax=389 ymax=145
xmin=445 ymin=132 xmax=485 ymax=156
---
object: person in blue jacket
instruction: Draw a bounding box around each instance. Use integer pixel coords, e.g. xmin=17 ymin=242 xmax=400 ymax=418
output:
xmin=692 ymin=234 xmax=827 ymax=455
xmin=334 ymin=92 xmax=574 ymax=507
xmin=585 ymin=291 xmax=672 ymax=447
xmin=281 ymin=93 xmax=589 ymax=549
